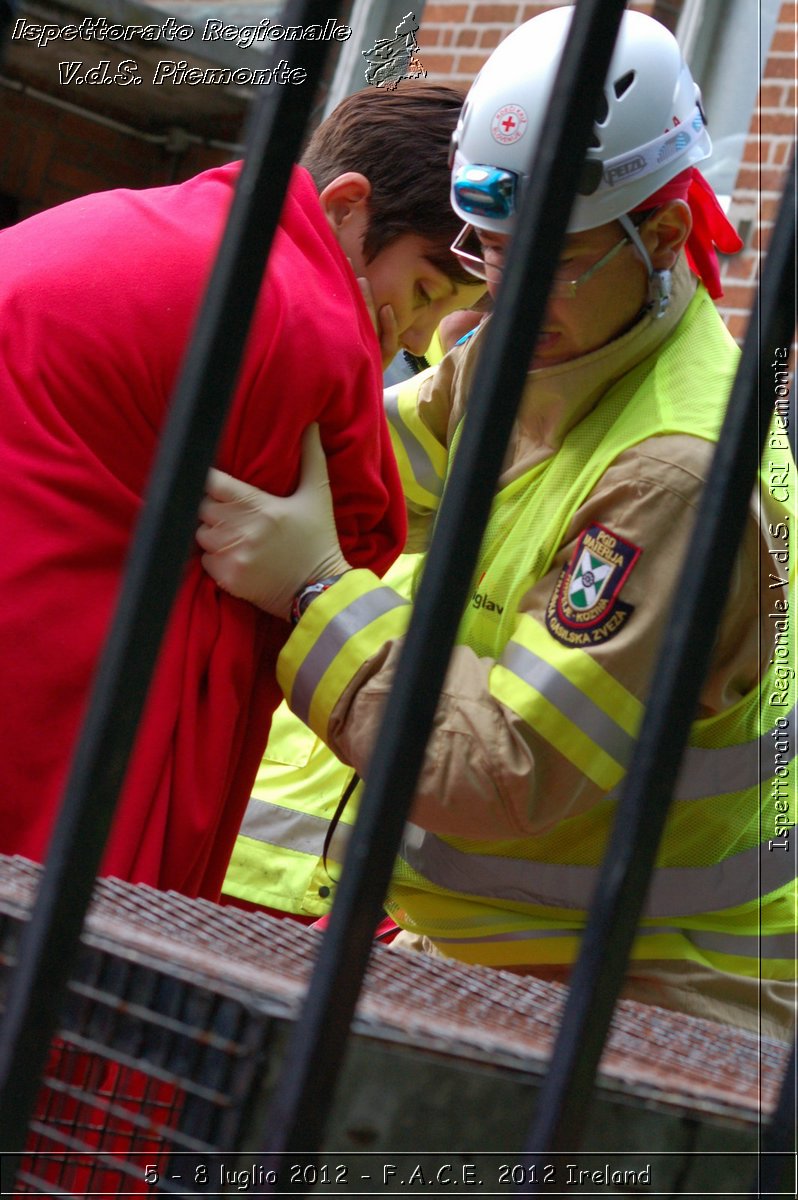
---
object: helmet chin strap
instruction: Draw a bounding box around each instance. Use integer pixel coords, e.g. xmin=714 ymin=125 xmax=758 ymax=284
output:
xmin=618 ymin=212 xmax=672 ymax=319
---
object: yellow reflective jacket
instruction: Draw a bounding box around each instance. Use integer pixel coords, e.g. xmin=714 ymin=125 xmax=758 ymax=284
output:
xmin=222 ymin=557 xmax=418 ymax=916
xmin=278 ymin=286 xmax=796 ymax=977
xmin=221 ymin=702 xmax=354 ymax=917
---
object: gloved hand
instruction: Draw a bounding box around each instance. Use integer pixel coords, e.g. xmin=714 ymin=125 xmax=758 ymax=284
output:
xmin=196 ymin=423 xmax=351 ymax=620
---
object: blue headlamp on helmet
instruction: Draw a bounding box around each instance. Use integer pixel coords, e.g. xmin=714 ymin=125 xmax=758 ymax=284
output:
xmin=452 ymin=164 xmax=519 ymax=220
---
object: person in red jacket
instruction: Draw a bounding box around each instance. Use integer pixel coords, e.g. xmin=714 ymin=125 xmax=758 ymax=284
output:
xmin=0 ymin=83 xmax=485 ymax=901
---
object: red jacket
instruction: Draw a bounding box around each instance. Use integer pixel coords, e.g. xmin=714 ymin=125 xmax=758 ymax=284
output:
xmin=0 ymin=163 xmax=404 ymax=898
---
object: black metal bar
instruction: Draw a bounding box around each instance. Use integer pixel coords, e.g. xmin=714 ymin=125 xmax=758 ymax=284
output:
xmin=523 ymin=150 xmax=797 ymax=1171
xmin=257 ymin=0 xmax=629 ymax=1170
xmin=754 ymin=1039 xmax=797 ymax=1196
xmin=0 ymin=1 xmax=339 ymax=1184
xmin=0 ymin=0 xmax=14 ymax=52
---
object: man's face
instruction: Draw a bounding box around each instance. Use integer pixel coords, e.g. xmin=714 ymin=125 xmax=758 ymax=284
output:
xmin=475 ymin=220 xmax=649 ymax=369
xmin=341 ymin=220 xmax=486 ymax=365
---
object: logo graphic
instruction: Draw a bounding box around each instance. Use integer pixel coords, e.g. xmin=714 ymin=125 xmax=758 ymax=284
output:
xmin=471 ymin=570 xmax=505 ymax=615
xmin=567 ymin=547 xmax=614 ymax=611
xmin=605 ymin=154 xmax=646 ymax=186
xmin=491 ymin=104 xmax=528 ymax=145
xmin=363 ymin=12 xmax=426 ymax=91
xmin=545 ymin=524 xmax=641 ymax=647
xmin=657 ymin=130 xmax=690 ymax=164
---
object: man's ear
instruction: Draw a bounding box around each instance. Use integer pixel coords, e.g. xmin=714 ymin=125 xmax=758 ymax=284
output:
xmin=642 ymin=199 xmax=692 ymax=270
xmin=318 ymin=172 xmax=372 ymax=231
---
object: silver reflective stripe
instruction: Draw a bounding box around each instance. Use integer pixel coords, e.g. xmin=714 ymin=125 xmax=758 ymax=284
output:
xmin=504 ymin=640 xmax=795 ymax=802
xmin=384 ymin=386 xmax=442 ymax=498
xmin=501 ymin=642 xmax=637 ymax=767
xmin=682 ymin=926 xmax=796 ymax=960
xmin=675 ymin=701 xmax=796 ymax=799
xmin=239 ymin=797 xmax=351 ymax=862
xmin=291 ymin=587 xmax=408 ymax=725
xmin=399 ymin=823 xmax=796 ymax=917
xmin=399 ymin=822 xmax=596 ymax=910
xmin=430 ymin=923 xmax=795 ymax=959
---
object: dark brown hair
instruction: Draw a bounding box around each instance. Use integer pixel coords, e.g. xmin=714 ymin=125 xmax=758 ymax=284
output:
xmin=302 ymin=83 xmax=474 ymax=284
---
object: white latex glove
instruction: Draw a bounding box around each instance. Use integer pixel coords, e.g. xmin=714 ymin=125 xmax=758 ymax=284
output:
xmin=196 ymin=423 xmax=351 ymax=620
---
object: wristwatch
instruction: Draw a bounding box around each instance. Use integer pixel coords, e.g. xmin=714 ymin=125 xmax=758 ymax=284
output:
xmin=290 ymin=575 xmax=346 ymax=626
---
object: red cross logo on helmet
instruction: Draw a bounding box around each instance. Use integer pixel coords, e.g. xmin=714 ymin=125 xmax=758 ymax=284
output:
xmin=491 ymin=104 xmax=528 ymax=145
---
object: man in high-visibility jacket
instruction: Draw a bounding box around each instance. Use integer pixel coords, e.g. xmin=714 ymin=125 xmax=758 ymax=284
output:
xmin=199 ymin=9 xmax=796 ymax=1041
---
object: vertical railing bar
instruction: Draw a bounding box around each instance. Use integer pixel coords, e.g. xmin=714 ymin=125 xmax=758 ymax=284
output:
xmin=256 ymin=0 xmax=629 ymax=1172
xmin=522 ymin=150 xmax=797 ymax=1173
xmin=0 ymin=2 xmax=340 ymax=1185
xmin=0 ymin=1 xmax=14 ymax=53
xmin=753 ymin=1039 xmax=797 ymax=1196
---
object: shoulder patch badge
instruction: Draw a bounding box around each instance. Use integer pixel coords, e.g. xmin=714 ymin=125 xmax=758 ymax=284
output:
xmin=545 ymin=524 xmax=641 ymax=648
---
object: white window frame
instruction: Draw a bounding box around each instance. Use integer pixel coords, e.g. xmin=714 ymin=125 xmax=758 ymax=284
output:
xmin=676 ymin=0 xmax=781 ymax=209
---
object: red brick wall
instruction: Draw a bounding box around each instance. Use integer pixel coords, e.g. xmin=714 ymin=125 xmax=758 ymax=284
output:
xmin=0 ymin=83 xmax=230 ymax=223
xmin=0 ymin=0 xmax=349 ymax=222
xmin=415 ymin=1 xmax=674 ymax=86
xmin=719 ymin=0 xmax=797 ymax=342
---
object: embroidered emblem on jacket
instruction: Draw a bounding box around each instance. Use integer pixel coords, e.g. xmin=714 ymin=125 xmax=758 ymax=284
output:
xmin=546 ymin=523 xmax=641 ymax=647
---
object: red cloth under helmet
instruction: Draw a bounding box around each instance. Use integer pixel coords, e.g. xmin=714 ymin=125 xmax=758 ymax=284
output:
xmin=632 ymin=167 xmax=743 ymax=300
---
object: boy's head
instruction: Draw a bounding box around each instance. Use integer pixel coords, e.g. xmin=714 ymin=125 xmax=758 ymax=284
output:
xmin=303 ymin=84 xmax=475 ymax=277
xmin=303 ymin=85 xmax=486 ymax=363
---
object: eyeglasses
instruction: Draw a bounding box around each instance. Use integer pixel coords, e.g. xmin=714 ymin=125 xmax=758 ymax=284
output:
xmin=450 ymin=225 xmax=502 ymax=282
xmin=450 ymin=224 xmax=632 ymax=296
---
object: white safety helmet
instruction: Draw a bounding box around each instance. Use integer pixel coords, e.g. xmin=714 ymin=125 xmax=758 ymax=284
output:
xmin=450 ymin=6 xmax=712 ymax=235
